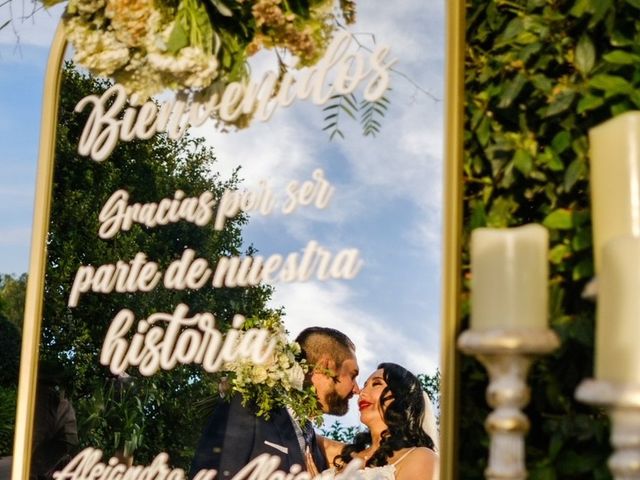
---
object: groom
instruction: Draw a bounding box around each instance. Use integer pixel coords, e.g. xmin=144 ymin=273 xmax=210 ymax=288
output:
xmin=189 ymin=326 xmax=360 ymax=478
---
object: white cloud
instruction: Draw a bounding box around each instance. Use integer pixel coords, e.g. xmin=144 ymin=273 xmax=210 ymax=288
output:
xmin=339 ymin=101 xmax=443 ymax=206
xmin=193 ymin=110 xmax=320 ymax=190
xmin=269 ymin=280 xmax=439 ymax=427
xmin=243 ymin=179 xmax=371 ymax=249
xmin=271 ymin=281 xmax=439 ymax=375
xmin=196 ymin=71 xmax=445 ymax=253
xmin=405 ymin=208 xmax=442 ymax=260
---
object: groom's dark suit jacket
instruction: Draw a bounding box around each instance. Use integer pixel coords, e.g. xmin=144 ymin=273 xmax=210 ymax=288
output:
xmin=189 ymin=395 xmax=327 ymax=479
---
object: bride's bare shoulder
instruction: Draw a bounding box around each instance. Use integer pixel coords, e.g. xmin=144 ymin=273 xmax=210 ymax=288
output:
xmin=395 ymin=447 xmax=438 ymax=480
xmin=317 ymin=435 xmax=345 ymax=466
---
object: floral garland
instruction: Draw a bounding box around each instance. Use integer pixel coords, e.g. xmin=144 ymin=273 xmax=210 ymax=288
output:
xmin=45 ymin=0 xmax=356 ymax=106
xmin=213 ymin=314 xmax=323 ymax=425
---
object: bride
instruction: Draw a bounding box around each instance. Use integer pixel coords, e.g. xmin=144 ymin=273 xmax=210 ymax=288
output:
xmin=320 ymin=362 xmax=438 ymax=479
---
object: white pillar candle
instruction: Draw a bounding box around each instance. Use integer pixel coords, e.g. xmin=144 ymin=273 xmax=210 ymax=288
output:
xmin=596 ymin=236 xmax=640 ymax=384
xmin=471 ymin=224 xmax=549 ymax=330
xmin=589 ymin=111 xmax=640 ymax=274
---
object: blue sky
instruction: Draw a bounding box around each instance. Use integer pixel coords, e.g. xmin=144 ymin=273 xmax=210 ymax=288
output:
xmin=0 ymin=47 xmax=46 ymax=274
xmin=0 ymin=1 xmax=445 ymax=428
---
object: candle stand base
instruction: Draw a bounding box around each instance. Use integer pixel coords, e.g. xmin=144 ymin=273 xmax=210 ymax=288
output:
xmin=458 ymin=328 xmax=560 ymax=480
xmin=577 ymin=379 xmax=640 ymax=480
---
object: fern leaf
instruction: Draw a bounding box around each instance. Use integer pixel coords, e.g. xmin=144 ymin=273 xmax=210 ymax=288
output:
xmin=322 ymin=94 xmax=360 ymax=141
xmin=359 ymin=91 xmax=390 ymax=138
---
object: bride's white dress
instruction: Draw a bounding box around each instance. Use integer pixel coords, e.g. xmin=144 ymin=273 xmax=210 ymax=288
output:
xmin=356 ymin=464 xmax=396 ymax=479
xmin=320 ymin=464 xmax=396 ymax=480
xmin=321 ymin=448 xmax=414 ymax=480
xmin=321 ymin=392 xmax=439 ymax=479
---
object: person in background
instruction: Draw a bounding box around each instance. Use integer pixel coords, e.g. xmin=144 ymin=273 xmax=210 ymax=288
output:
xmin=30 ymin=359 xmax=79 ymax=479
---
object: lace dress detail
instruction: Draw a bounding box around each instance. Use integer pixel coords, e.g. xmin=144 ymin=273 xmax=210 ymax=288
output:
xmin=322 ymin=448 xmax=415 ymax=480
xmin=358 ymin=464 xmax=396 ymax=479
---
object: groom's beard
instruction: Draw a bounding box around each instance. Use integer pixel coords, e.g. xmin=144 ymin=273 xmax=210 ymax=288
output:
xmin=324 ymin=386 xmax=351 ymax=416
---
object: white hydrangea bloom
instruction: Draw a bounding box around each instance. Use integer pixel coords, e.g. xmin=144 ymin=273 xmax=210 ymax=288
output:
xmin=148 ymin=47 xmax=219 ymax=89
xmin=66 ymin=18 xmax=130 ymax=76
xmin=67 ymin=0 xmax=105 ymax=15
xmin=252 ymin=365 xmax=268 ymax=384
xmin=287 ymin=363 xmax=305 ymax=391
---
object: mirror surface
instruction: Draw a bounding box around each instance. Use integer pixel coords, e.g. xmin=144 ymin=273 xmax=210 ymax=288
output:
xmin=0 ymin=1 xmax=446 ymax=476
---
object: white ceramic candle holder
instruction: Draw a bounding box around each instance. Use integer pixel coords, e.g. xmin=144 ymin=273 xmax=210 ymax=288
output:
xmin=458 ymin=328 xmax=560 ymax=480
xmin=576 ymin=379 xmax=640 ymax=480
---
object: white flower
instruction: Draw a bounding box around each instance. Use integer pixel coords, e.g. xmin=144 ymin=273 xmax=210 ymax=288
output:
xmin=148 ymin=47 xmax=219 ymax=89
xmin=278 ymin=352 xmax=290 ymax=369
xmin=252 ymin=366 xmax=268 ymax=384
xmin=66 ymin=20 xmax=130 ymax=76
xmin=287 ymin=364 xmax=305 ymax=391
xmin=67 ymin=0 xmax=105 ymax=15
xmin=290 ymin=341 xmax=301 ymax=356
xmin=104 ymin=0 xmax=154 ymax=47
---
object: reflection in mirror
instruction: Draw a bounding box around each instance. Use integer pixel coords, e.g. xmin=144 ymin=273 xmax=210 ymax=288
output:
xmin=7 ymin=1 xmax=447 ymax=478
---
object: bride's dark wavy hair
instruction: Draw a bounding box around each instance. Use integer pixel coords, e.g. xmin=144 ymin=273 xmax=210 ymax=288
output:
xmin=334 ymin=362 xmax=435 ymax=470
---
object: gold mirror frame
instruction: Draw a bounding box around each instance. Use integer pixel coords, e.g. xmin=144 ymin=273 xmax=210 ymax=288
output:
xmin=440 ymin=1 xmax=465 ymax=478
xmin=11 ymin=2 xmax=465 ymax=478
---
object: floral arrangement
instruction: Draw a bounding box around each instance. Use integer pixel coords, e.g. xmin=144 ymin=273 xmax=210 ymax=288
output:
xmin=214 ymin=314 xmax=323 ymax=424
xmin=45 ymin=0 xmax=356 ymax=104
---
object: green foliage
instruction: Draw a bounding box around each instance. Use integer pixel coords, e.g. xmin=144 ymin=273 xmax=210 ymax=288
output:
xmin=458 ymin=0 xmax=640 ymax=477
xmin=42 ymin=64 xmax=275 ymax=468
xmin=322 ymin=92 xmax=390 ymax=140
xmin=0 ymin=273 xmax=27 ymax=330
xmin=321 ymin=421 xmax=361 ymax=443
xmin=195 ymin=314 xmax=323 ymax=427
xmin=419 ymin=371 xmax=441 ymax=405
xmin=0 ymin=386 xmax=16 ymax=457
xmin=0 ymin=315 xmax=21 ymax=388
xmin=0 ymin=274 xmax=26 ymax=458
xmin=360 ymin=95 xmax=390 ymax=137
xmin=323 ymin=94 xmax=359 ymax=140
xmin=76 ymin=378 xmax=147 ymax=459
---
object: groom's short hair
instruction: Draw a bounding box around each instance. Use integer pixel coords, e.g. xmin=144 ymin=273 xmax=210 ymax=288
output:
xmin=295 ymin=327 xmax=356 ymax=368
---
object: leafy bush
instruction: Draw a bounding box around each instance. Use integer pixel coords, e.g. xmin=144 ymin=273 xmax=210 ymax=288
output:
xmin=458 ymin=0 xmax=640 ymax=477
xmin=0 ymin=316 xmax=20 ymax=388
xmin=0 ymin=386 xmax=17 ymax=457
xmin=0 ymin=274 xmax=27 ymax=330
xmin=419 ymin=370 xmax=441 ymax=416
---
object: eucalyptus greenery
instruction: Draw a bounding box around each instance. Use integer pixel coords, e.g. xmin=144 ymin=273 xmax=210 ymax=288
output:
xmin=460 ymin=0 xmax=640 ymax=478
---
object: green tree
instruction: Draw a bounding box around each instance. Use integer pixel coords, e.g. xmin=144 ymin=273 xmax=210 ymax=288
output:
xmin=419 ymin=370 xmax=441 ymax=416
xmin=0 ymin=274 xmax=25 ymax=457
xmin=40 ymin=64 xmax=274 ymax=468
xmin=0 ymin=315 xmax=21 ymax=388
xmin=0 ymin=315 xmax=20 ymax=456
xmin=0 ymin=384 xmax=17 ymax=457
xmin=458 ymin=0 xmax=640 ymax=477
xmin=0 ymin=273 xmax=27 ymax=330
